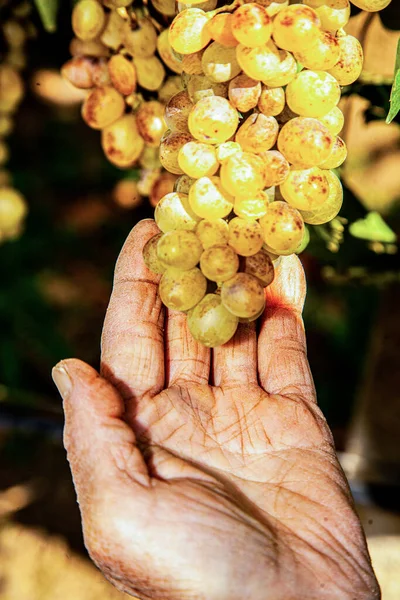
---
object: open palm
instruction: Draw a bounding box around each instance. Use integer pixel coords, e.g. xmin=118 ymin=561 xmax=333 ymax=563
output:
xmin=54 ymin=220 xmax=379 ymax=600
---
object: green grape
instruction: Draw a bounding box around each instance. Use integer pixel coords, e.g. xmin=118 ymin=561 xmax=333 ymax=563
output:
xmin=101 ymin=115 xmax=145 ymax=167
xmin=272 ymin=4 xmax=321 ymax=53
xmin=124 ymin=17 xmax=157 ymax=58
xmin=187 ymin=294 xmax=239 ymax=347
xmin=157 ymin=29 xmax=183 ymax=75
xmin=164 ymin=91 xmax=194 ymax=133
xmin=82 ymin=86 xmax=125 ymax=130
xmin=178 ymin=141 xmax=219 ymax=178
xmin=318 ymin=106 xmax=344 ymax=136
xmin=220 ymin=152 xmax=265 ymax=198
xmin=228 ymin=217 xmax=263 ymax=256
xmin=189 ymin=176 xmax=234 ymax=219
xmin=318 ymin=136 xmax=347 ymax=169
xmin=238 ymin=301 xmax=265 ymax=323
xmin=280 ymin=166 xmax=329 ymax=211
xmin=159 ymin=131 xmax=193 ymax=175
xmin=72 ymin=0 xmax=105 ymax=42
xmin=299 ymin=170 xmax=343 ymax=225
xmin=108 ymin=54 xmax=137 ymax=96
xmin=234 ymin=191 xmax=269 ymax=220
xmin=181 ymin=50 xmax=205 ymax=76
xmin=228 ymin=73 xmax=261 ymax=112
xmin=136 ymin=101 xmax=167 ymax=148
xmin=295 ymin=225 xmax=310 ymax=254
xmin=200 ymin=244 xmax=239 ymax=281
xmin=201 ymin=42 xmax=241 ymax=83
xmin=155 ymin=191 xmax=200 ymax=231
xmin=174 ymin=174 xmax=196 ymax=194
xmin=157 ymin=230 xmax=203 ymax=270
xmin=206 ymin=13 xmax=238 ymax=48
xmin=286 ymin=70 xmax=341 ymax=118
xmin=293 ymin=31 xmax=340 ymax=70
xmin=216 ymin=141 xmax=242 ymax=163
xmin=257 ymin=86 xmax=285 ymax=117
xmin=231 ymin=4 xmax=272 ymax=48
xmin=159 ymin=267 xmax=207 ymax=311
xmin=186 ymin=74 xmax=229 ymax=103
xmin=350 ymin=0 xmax=391 ymax=10
xmin=261 ymin=49 xmax=297 ymax=87
xmin=196 ymin=218 xmax=229 ymax=248
xmin=158 ymin=76 xmax=185 ymax=104
xmin=327 ymin=35 xmax=363 ymax=86
xmin=302 ymin=0 xmax=350 ymax=33
xmin=277 ymin=117 xmax=334 ymax=168
xmin=188 ymin=96 xmax=239 ymax=145
xmin=236 ymin=39 xmax=281 ymax=81
xmin=169 ymin=9 xmax=211 ymax=55
xmin=134 ymin=56 xmax=165 ymax=91
xmin=221 ymin=273 xmax=265 ymax=318
xmin=259 ymin=201 xmax=304 ymax=255
xmin=241 ymin=247 xmax=274 ymax=287
xmin=235 ymin=113 xmax=279 ymax=153
xmin=143 ymin=233 xmax=168 ymax=274
xmin=100 ymin=8 xmax=125 ymax=51
xmin=258 ymin=150 xmax=290 ymax=187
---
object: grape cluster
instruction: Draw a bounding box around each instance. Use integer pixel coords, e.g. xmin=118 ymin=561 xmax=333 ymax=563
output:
xmin=143 ymin=0 xmax=369 ymax=347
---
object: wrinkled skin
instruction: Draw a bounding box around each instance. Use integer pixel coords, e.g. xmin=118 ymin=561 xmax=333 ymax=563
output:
xmin=54 ymin=220 xmax=380 ymax=600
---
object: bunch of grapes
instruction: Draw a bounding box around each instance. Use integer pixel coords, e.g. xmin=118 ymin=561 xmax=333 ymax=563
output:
xmin=141 ymin=0 xmax=375 ymax=347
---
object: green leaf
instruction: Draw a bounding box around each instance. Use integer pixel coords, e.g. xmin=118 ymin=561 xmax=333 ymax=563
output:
xmin=33 ymin=0 xmax=59 ymax=33
xmin=386 ymin=38 xmax=400 ymax=124
xmin=349 ymin=212 xmax=397 ymax=243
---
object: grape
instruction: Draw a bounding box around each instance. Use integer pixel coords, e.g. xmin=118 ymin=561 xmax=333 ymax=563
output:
xmin=157 ymin=230 xmax=203 ymax=270
xmin=100 ymin=8 xmax=125 ymax=51
xmin=235 ymin=113 xmax=279 ymax=153
xmin=134 ymin=55 xmax=165 ymax=91
xmin=216 ymin=142 xmax=242 ymax=163
xmin=189 ymin=176 xmax=234 ymax=219
xmin=101 ymin=114 xmax=145 ymax=167
xmin=260 ymin=49 xmax=297 ymax=87
xmin=181 ymin=51 xmax=205 ymax=75
xmin=158 ymin=76 xmax=185 ymax=104
xmin=69 ymin=37 xmax=109 ymax=57
xmin=164 ymin=91 xmax=193 ymax=133
xmin=234 ymin=191 xmax=269 ymax=220
xmin=151 ymin=0 xmax=177 ymax=16
xmin=350 ymin=0 xmax=392 ymax=10
xmin=258 ymin=150 xmax=290 ymax=187
xmin=178 ymin=141 xmax=219 ymax=178
xmin=220 ymin=152 xmax=265 ymax=198
xmin=187 ymin=294 xmax=239 ymax=347
xmin=236 ymin=40 xmax=281 ymax=81
xmin=221 ymin=273 xmax=265 ymax=319
xmin=159 ymin=267 xmax=207 ymax=311
xmin=293 ymin=31 xmax=340 ymax=71
xmin=231 ymin=4 xmax=272 ymax=48
xmin=0 ymin=141 xmax=9 ymax=166
xmin=327 ymin=35 xmax=363 ymax=86
xmin=159 ymin=131 xmax=193 ymax=175
xmin=169 ymin=9 xmax=211 ymax=55
xmin=139 ymin=145 xmax=161 ymax=170
xmin=259 ymin=201 xmax=304 ymax=255
xmin=241 ymin=247 xmax=274 ymax=287
xmin=286 ymin=70 xmax=340 ymax=118
xmin=272 ymin=5 xmax=321 ymax=53
xmin=0 ymin=187 xmax=27 ymax=233
xmin=263 ymin=0 xmax=289 ymax=17
xmin=228 ymin=217 xmax=263 ymax=256
xmin=294 ymin=225 xmax=310 ymax=254
xmin=157 ymin=29 xmax=184 ymax=75
xmin=107 ymin=0 xmax=132 ymax=6
xmin=0 ymin=115 xmax=12 ymax=137
xmin=150 ymin=173 xmax=177 ymax=208
xmin=186 ymin=75 xmax=228 ymax=103
xmin=257 ymin=86 xmax=285 ymax=117
xmin=206 ymin=13 xmax=238 ymax=48
xmin=155 ymin=191 xmax=200 ymax=231
xmin=136 ymin=101 xmax=167 ymax=148
xmin=72 ymin=0 xmax=105 ymax=42
xmin=0 ymin=65 xmax=24 ymax=112
xmin=62 ymin=56 xmax=96 ymax=89
xmin=228 ymin=74 xmax=261 ymax=112
xmin=277 ymin=117 xmax=334 ymax=168
xmin=188 ymin=96 xmax=239 ymax=145
xmin=143 ymin=233 xmax=168 ymax=274
xmin=82 ymin=86 xmax=125 ymax=129
xmin=318 ymin=106 xmax=344 ymax=136
xmin=200 ymin=244 xmax=239 ymax=282
xmin=106 ymin=54 xmax=135 ymax=95
xmin=174 ymin=174 xmax=196 ymax=194
xmin=280 ymin=166 xmax=329 ymax=211
xmin=178 ymin=0 xmax=217 ymax=9
xmin=201 ymin=42 xmax=241 ymax=83
xmin=302 ymin=0 xmax=350 ymax=33
xmin=319 ymin=136 xmax=347 ymax=169
xmin=124 ymin=17 xmax=157 ymax=59
xmin=300 ymin=170 xmax=343 ymax=225
xmin=196 ymin=219 xmax=229 ymax=248
xmin=238 ymin=301 xmax=266 ymax=323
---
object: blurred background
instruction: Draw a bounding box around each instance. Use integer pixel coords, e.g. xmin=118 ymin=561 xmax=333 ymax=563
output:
xmin=0 ymin=0 xmax=400 ymax=598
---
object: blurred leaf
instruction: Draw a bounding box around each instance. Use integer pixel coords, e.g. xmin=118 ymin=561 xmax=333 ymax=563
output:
xmin=349 ymin=212 xmax=397 ymax=243
xmin=386 ymin=38 xmax=400 ymax=124
xmin=33 ymin=0 xmax=59 ymax=32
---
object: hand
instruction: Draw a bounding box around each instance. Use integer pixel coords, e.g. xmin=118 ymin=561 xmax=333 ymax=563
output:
xmin=52 ymin=220 xmax=380 ymax=600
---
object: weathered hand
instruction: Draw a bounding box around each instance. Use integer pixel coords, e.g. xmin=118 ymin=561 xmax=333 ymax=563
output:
xmin=53 ymin=220 xmax=380 ymax=600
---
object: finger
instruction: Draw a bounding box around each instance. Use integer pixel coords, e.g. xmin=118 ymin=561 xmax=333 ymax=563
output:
xmin=101 ymin=220 xmax=165 ymax=410
xmin=212 ymin=321 xmax=258 ymax=388
xmin=165 ymin=309 xmax=210 ymax=386
xmin=258 ymin=255 xmax=316 ymax=401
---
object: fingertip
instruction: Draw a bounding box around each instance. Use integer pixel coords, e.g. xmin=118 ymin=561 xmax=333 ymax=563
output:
xmin=265 ymin=254 xmax=306 ymax=315
xmin=114 ymin=219 xmax=160 ymax=285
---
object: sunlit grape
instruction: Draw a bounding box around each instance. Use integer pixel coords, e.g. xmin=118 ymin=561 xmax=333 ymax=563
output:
xmin=143 ymin=233 xmax=168 ymax=274
xmin=155 ymin=191 xmax=200 ymax=232
xmin=277 ymin=117 xmax=334 ymax=168
xmin=189 ymin=176 xmax=234 ymax=219
xmin=200 ymin=244 xmax=239 ymax=281
xmin=188 ymin=96 xmax=239 ymax=145
xmin=318 ymin=106 xmax=344 ymax=136
xmin=293 ymin=31 xmax=340 ymax=70
xmin=264 ymin=0 xmax=289 ymax=17
xmin=259 ymin=201 xmax=304 ymax=255
xmin=231 ymin=4 xmax=272 ymax=48
xmin=235 ymin=113 xmax=279 ymax=153
xmin=221 ymin=273 xmax=265 ymax=318
xmin=101 ymin=114 xmax=145 ymax=168
xmin=234 ymin=191 xmax=269 ymax=220
xmin=164 ymin=91 xmax=193 ymax=133
xmin=157 ymin=230 xmax=203 ymax=270
xmin=318 ymin=136 xmax=347 ymax=169
xmin=228 ymin=74 xmax=261 ymax=112
xmin=151 ymin=0 xmax=177 ymax=16
xmin=261 ymin=49 xmax=297 ymax=87
xmin=82 ymin=85 xmax=125 ymax=129
xmin=186 ymin=74 xmax=228 ymax=103
xmin=236 ymin=39 xmax=281 ymax=81
xmin=124 ymin=17 xmax=157 ymax=58
xmin=201 ymin=42 xmax=241 ymax=83
xmin=258 ymin=150 xmax=290 ymax=187
xmin=187 ymin=294 xmax=239 ymax=347
xmin=350 ymin=0 xmax=391 ymax=10
xmin=295 ymin=225 xmax=310 ymax=254
xmin=160 ymin=267 xmax=207 ymax=311
xmin=228 ymin=217 xmax=263 ymax=256
xmin=302 ymin=0 xmax=350 ymax=33
xmin=169 ymin=9 xmax=211 ymax=55
xmin=280 ymin=166 xmax=329 ymax=211
xmin=159 ymin=131 xmax=193 ymax=175
xmin=216 ymin=142 xmax=242 ymax=163
xmin=241 ymin=247 xmax=274 ymax=287
xmin=134 ymin=55 xmax=165 ymax=91
xmin=72 ymin=0 xmax=105 ymax=42
xmin=157 ymin=29 xmax=183 ymax=75
xmin=327 ymin=35 xmax=363 ymax=86
xmin=299 ymin=170 xmax=343 ymax=225
xmin=286 ymin=70 xmax=340 ymax=118
xmin=62 ymin=56 xmax=96 ymax=89
xmin=174 ymin=174 xmax=196 ymax=194
xmin=196 ymin=219 xmax=229 ymax=248
xmin=206 ymin=13 xmax=238 ymax=48
xmin=136 ymin=101 xmax=167 ymax=147
xmin=257 ymin=86 xmax=285 ymax=117
xmin=107 ymin=53 xmax=136 ymax=95
xmin=178 ymin=141 xmax=219 ymax=178
xmin=220 ymin=152 xmax=265 ymax=198
xmin=272 ymin=4 xmax=321 ymax=53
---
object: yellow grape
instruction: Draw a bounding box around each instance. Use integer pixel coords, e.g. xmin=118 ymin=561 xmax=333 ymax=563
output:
xmin=228 ymin=73 xmax=261 ymax=112
xmin=258 ymin=150 xmax=290 ymax=187
xmin=169 ymin=9 xmax=211 ymax=55
xmin=142 ymin=233 xmax=168 ymax=274
xmin=220 ymin=152 xmax=265 ymax=198
xmin=216 ymin=141 xmax=242 ymax=163
xmin=231 ymin=4 xmax=272 ymax=48
xmin=234 ymin=191 xmax=269 ymax=220
xmin=228 ymin=217 xmax=263 ymax=256
xmin=0 ymin=115 xmax=12 ymax=136
xmin=177 ymin=0 xmax=217 ymax=9
xmin=139 ymin=145 xmax=161 ymax=170
xmin=188 ymin=96 xmax=239 ymax=145
xmin=157 ymin=230 xmax=203 ymax=270
xmin=151 ymin=0 xmax=177 ymax=16
xmin=201 ymin=42 xmax=241 ymax=83
xmin=327 ymin=35 xmax=364 ymax=86
xmin=277 ymin=117 xmax=334 ymax=168
xmin=164 ymin=90 xmax=193 ymax=133
xmin=200 ymin=244 xmax=239 ymax=281
xmin=286 ymin=70 xmax=341 ymax=118
xmin=0 ymin=187 xmax=27 ymax=233
xmin=293 ymin=31 xmax=340 ymax=70
xmin=136 ymin=101 xmax=167 ymax=148
xmin=69 ymin=37 xmax=109 ymax=57
xmin=272 ymin=5 xmax=321 ymax=53
xmin=241 ymin=248 xmax=275 ymax=287
xmin=221 ymin=273 xmax=265 ymax=318
xmin=299 ymin=170 xmax=343 ymax=225
xmin=101 ymin=115 xmax=145 ymax=167
xmin=236 ymin=39 xmax=281 ymax=81
xmin=261 ymin=49 xmax=297 ymax=87
xmin=264 ymin=1 xmax=289 ymax=17
xmin=157 ymin=29 xmax=183 ymax=75
xmin=174 ymin=174 xmax=196 ymax=194
xmin=280 ymin=166 xmax=329 ymax=211
xmin=150 ymin=173 xmax=177 ymax=208
xmin=181 ymin=50 xmax=205 ymax=75
xmin=108 ymin=54 xmax=137 ymax=95
xmin=257 ymin=86 xmax=285 ymax=117
xmin=187 ymin=293 xmax=239 ymax=348
xmin=72 ymin=0 xmax=105 ymax=42
xmin=178 ymin=141 xmax=219 ymax=178
xmin=159 ymin=131 xmax=193 ymax=175
xmin=318 ymin=106 xmax=344 ymax=136
xmin=106 ymin=0 xmax=132 ymax=6
xmin=0 ymin=65 xmax=24 ymax=112
xmin=196 ymin=219 xmax=229 ymax=248
xmin=158 ymin=76 xmax=185 ymax=104
xmin=82 ymin=86 xmax=125 ymax=129
xmin=186 ymin=74 xmax=228 ymax=103
xmin=124 ymin=17 xmax=157 ymax=58
xmin=134 ymin=55 xmax=165 ymax=91
xmin=155 ymin=191 xmax=200 ymax=232
xmin=62 ymin=56 xmax=97 ymax=89
xmin=235 ymin=113 xmax=279 ymax=153
xmin=100 ymin=9 xmax=125 ymax=51
xmin=302 ymin=0 xmax=350 ymax=33
xmin=160 ymin=267 xmax=207 ymax=311
xmin=350 ymin=0 xmax=391 ymax=10
xmin=206 ymin=13 xmax=238 ymax=48
xmin=189 ymin=176 xmax=234 ymax=219
xmin=259 ymin=201 xmax=304 ymax=255
xmin=318 ymin=136 xmax=347 ymax=169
